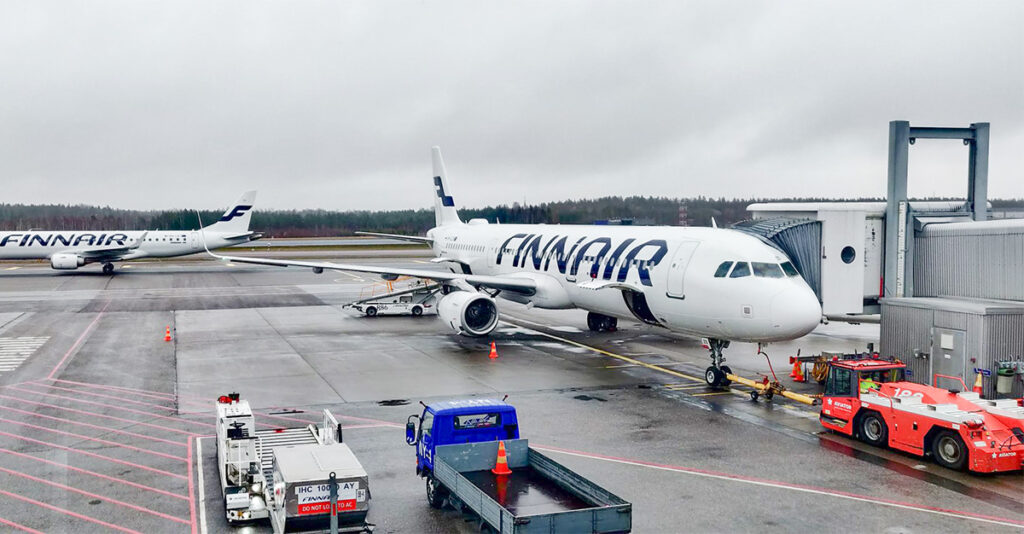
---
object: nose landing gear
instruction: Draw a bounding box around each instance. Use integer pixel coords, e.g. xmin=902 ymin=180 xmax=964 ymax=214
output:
xmin=703 ymin=338 xmax=732 ymax=388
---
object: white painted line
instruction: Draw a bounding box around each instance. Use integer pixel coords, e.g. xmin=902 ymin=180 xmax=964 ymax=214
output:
xmin=536 ymin=447 xmax=1024 ymax=529
xmin=197 ymin=437 xmax=207 ymax=534
xmin=4 ymin=267 xmax=19 ymax=271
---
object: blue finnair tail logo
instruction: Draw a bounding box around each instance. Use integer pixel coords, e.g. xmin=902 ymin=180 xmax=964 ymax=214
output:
xmin=434 ymin=176 xmax=454 ymax=207
xmin=220 ymin=205 xmax=253 ymax=222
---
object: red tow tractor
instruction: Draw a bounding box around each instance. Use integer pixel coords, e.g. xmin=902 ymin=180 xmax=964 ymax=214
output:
xmin=819 ymin=356 xmax=1024 ymax=474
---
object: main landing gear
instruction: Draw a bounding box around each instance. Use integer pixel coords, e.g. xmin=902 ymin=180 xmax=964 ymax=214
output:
xmin=704 ymin=338 xmax=733 ymax=388
xmin=102 ymin=262 xmax=115 ymax=275
xmin=586 ymin=312 xmax=618 ymax=332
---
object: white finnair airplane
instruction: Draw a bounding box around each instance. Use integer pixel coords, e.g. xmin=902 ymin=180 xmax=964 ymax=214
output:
xmin=208 ymin=150 xmax=822 ymax=386
xmin=0 ymin=191 xmax=260 ymax=274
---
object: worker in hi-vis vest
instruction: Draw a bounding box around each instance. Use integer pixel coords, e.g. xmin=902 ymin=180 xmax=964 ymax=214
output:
xmin=859 ymin=374 xmax=880 ymax=394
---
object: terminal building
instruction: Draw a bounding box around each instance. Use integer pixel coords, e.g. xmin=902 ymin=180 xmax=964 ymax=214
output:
xmin=741 ymin=121 xmax=1023 ymax=399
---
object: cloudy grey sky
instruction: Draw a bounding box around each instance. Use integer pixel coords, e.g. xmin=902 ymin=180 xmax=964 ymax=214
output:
xmin=1 ymin=1 xmax=1021 ymax=211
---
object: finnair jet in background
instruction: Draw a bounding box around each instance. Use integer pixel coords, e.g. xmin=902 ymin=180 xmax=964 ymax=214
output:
xmin=209 ymin=150 xmax=822 ymax=386
xmin=0 ymin=191 xmax=260 ymax=274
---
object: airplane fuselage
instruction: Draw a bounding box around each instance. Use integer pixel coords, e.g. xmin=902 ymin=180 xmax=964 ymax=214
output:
xmin=428 ymin=222 xmax=822 ymax=343
xmin=0 ymin=230 xmax=248 ymax=261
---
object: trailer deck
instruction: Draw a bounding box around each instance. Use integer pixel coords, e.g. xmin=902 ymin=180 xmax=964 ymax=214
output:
xmin=461 ymin=467 xmax=592 ymax=516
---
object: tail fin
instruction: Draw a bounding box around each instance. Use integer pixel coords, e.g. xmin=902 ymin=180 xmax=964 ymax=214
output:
xmin=202 ymin=190 xmax=257 ymax=234
xmin=432 ymin=147 xmax=463 ymax=227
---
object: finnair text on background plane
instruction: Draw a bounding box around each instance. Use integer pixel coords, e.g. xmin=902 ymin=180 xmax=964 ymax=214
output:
xmin=209 ymin=150 xmax=822 ymax=386
xmin=0 ymin=191 xmax=260 ymax=274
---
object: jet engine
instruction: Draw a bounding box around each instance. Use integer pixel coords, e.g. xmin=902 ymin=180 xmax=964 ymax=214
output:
xmin=50 ymin=253 xmax=85 ymax=270
xmin=437 ymin=291 xmax=498 ymax=337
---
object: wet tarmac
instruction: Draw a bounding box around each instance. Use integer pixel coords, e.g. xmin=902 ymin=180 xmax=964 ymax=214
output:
xmin=462 ymin=468 xmax=591 ymax=515
xmin=0 ymin=257 xmax=1018 ymax=533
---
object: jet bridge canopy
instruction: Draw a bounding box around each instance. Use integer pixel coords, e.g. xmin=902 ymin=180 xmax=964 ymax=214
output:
xmin=732 ymin=217 xmax=822 ymax=301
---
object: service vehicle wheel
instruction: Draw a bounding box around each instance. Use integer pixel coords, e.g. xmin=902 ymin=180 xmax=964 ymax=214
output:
xmin=365 ymin=307 xmax=378 ymax=317
xmin=858 ymin=411 xmax=887 ymax=447
xmin=749 ymin=391 xmax=759 ymax=401
xmin=425 ymin=476 xmax=447 ymax=509
xmin=931 ymin=430 xmax=968 ymax=471
xmin=412 ymin=306 xmax=423 ymax=316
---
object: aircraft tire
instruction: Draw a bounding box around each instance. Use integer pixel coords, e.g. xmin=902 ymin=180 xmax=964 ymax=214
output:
xmin=102 ymin=263 xmax=114 ymax=275
xmin=705 ymin=366 xmax=726 ymax=387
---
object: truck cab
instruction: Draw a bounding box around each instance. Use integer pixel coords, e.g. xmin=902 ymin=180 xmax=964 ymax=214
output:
xmin=406 ymin=399 xmax=519 ymax=475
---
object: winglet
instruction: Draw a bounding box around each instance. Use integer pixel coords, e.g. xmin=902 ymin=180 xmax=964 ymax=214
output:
xmin=711 ymin=217 xmax=718 ymax=229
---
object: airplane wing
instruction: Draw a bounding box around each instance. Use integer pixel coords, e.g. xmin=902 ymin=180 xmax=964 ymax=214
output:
xmin=207 ymin=251 xmax=536 ymax=295
xmin=353 ymin=231 xmax=433 ymax=244
xmin=58 ymin=232 xmax=148 ymax=261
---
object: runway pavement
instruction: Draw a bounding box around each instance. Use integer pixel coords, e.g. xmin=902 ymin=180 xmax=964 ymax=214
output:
xmin=0 ymin=258 xmax=1019 ymax=533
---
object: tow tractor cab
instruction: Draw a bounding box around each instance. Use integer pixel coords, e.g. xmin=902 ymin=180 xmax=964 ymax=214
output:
xmin=406 ymin=399 xmax=519 ymax=474
xmin=820 ymin=357 xmax=1024 ymax=474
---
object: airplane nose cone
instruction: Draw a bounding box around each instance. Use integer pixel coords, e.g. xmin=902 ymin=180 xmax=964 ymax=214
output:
xmin=770 ymin=284 xmax=822 ymax=339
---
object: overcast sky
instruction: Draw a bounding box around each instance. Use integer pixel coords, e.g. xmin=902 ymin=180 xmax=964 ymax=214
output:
xmin=1 ymin=1 xmax=1021 ymax=212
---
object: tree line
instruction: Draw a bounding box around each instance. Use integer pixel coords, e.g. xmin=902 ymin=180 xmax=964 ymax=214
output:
xmin=0 ymin=196 xmax=1020 ymax=237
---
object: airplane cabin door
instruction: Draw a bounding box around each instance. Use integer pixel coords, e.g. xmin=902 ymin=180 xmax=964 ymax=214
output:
xmin=666 ymin=241 xmax=700 ymax=299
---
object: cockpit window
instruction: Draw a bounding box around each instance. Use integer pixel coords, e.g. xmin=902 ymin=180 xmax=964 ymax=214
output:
xmin=729 ymin=262 xmax=751 ymax=278
xmin=780 ymin=261 xmax=799 ymax=277
xmin=752 ymin=262 xmax=784 ymax=278
xmin=713 ymin=261 xmax=733 ymax=278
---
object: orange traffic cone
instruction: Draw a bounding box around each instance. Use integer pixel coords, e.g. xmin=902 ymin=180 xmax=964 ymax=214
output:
xmin=164 ymin=327 xmax=172 ymax=342
xmin=789 ymin=357 xmax=800 ymax=378
xmin=488 ymin=342 xmax=499 ymax=360
xmin=973 ymin=370 xmax=983 ymax=396
xmin=793 ymin=363 xmax=806 ymax=383
xmin=491 ymin=441 xmax=512 ymax=475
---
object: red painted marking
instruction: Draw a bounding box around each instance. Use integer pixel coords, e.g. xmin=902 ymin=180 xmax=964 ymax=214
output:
xmin=6 ymin=385 xmax=214 ymax=430
xmin=187 ymin=436 xmax=197 ymax=534
xmin=0 ymin=404 xmax=187 ymax=447
xmin=49 ymin=378 xmax=177 ymax=401
xmin=0 ymin=393 xmax=195 ymax=437
xmin=24 ymin=381 xmax=179 ymax=411
xmin=47 ymin=301 xmax=109 ymax=380
xmin=535 ymin=444 xmax=1024 ymax=528
xmin=0 ymin=488 xmax=142 ymax=534
xmin=0 ymin=429 xmax=187 ymax=480
xmin=0 ymin=515 xmax=45 ymax=534
xmin=338 ymin=423 xmax=394 ymax=430
xmin=0 ymin=465 xmax=189 ymax=524
xmin=0 ymin=447 xmax=189 ymax=501
xmin=0 ymin=416 xmax=187 ymax=462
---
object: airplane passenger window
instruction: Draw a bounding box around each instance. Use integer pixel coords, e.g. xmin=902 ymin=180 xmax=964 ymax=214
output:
xmin=752 ymin=262 xmax=784 ymax=278
xmin=729 ymin=262 xmax=751 ymax=278
xmin=714 ymin=261 xmax=733 ymax=278
xmin=780 ymin=262 xmax=799 ymax=276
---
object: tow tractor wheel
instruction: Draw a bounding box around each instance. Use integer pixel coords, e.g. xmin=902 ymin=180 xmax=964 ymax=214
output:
xmin=858 ymin=411 xmax=888 ymax=447
xmin=931 ymin=430 xmax=968 ymax=471
xmin=704 ymin=366 xmax=726 ymax=388
xmin=365 ymin=306 xmax=378 ymax=317
xmin=425 ymin=476 xmax=448 ymax=509
xmin=412 ymin=306 xmax=423 ymax=316
xmin=102 ymin=263 xmax=114 ymax=275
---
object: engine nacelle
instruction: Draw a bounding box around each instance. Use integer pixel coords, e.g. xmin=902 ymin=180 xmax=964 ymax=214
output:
xmin=50 ymin=253 xmax=84 ymax=270
xmin=437 ymin=291 xmax=499 ymax=337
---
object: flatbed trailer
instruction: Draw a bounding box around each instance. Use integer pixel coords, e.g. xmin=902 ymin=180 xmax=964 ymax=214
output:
xmin=406 ymin=399 xmax=632 ymax=533
xmin=819 ymin=358 xmax=1024 ymax=473
xmin=434 ymin=439 xmax=632 ymax=533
